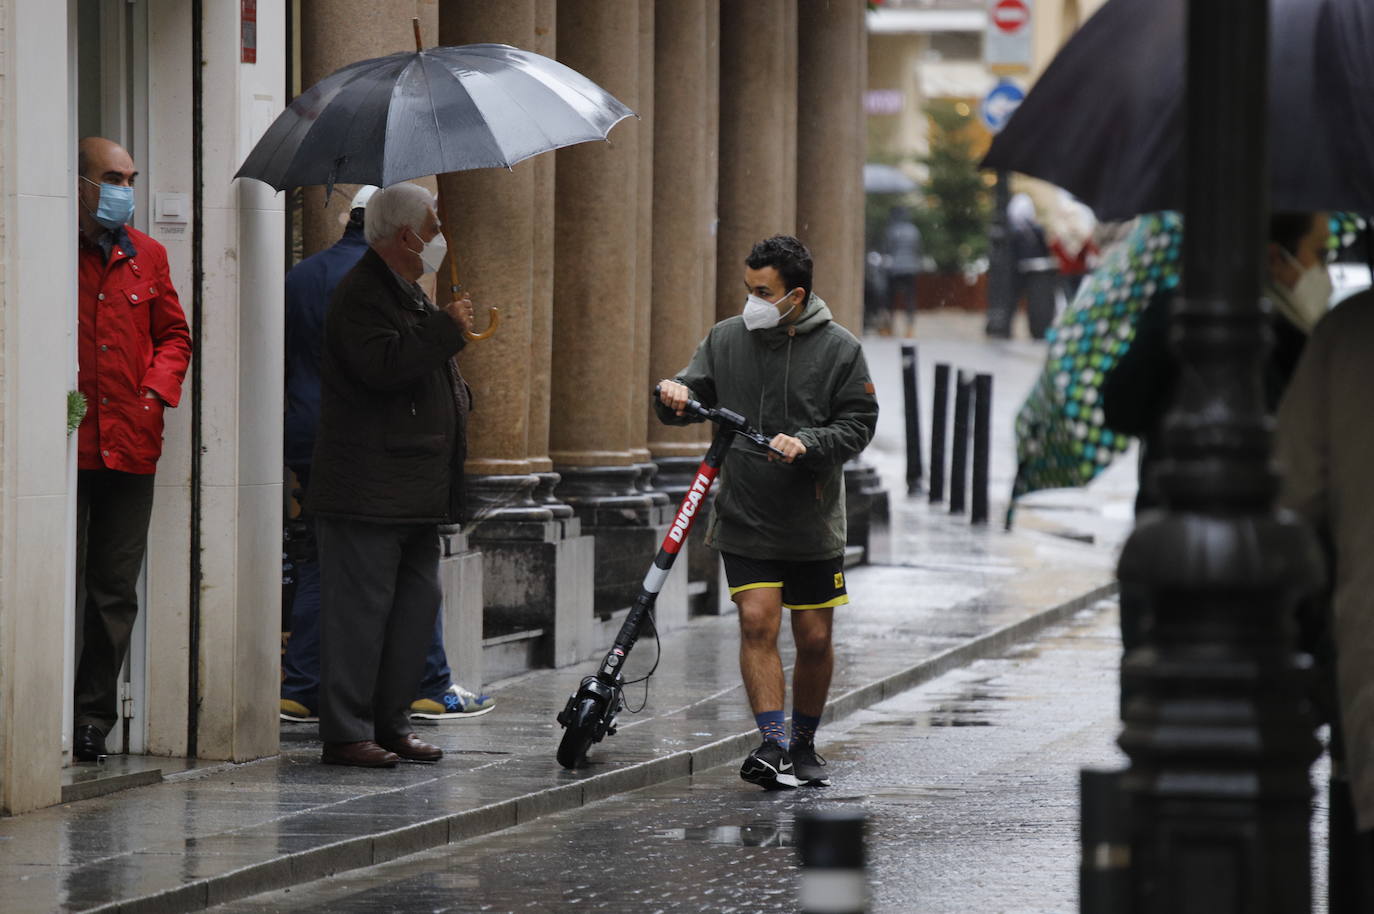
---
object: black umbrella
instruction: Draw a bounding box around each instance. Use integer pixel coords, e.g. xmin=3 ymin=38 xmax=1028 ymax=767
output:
xmin=235 ymin=40 xmax=635 ymax=193
xmin=982 ymin=0 xmax=1374 ymax=221
xmin=237 ymin=27 xmax=635 ymax=342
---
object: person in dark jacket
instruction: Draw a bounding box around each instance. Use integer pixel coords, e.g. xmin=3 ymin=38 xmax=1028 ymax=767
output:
xmin=883 ymin=207 xmax=922 ymax=337
xmin=656 ymin=235 xmax=878 ymax=790
xmin=279 ymin=187 xmax=493 ymax=726
xmin=1102 ymin=210 xmax=1329 ymax=661
xmin=306 ymin=182 xmax=475 ymax=768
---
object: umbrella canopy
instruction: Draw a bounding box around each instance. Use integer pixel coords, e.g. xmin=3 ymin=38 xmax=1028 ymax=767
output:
xmin=1010 ymin=212 xmax=1367 ymax=510
xmin=864 ymin=163 xmax=918 ymax=195
xmin=236 ymin=43 xmax=635 ymax=192
xmin=1011 ymin=213 xmax=1182 ymax=504
xmin=983 ymin=0 xmax=1374 ymax=221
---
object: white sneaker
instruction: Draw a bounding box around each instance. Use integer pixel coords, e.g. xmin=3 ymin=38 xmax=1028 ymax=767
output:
xmin=410 ymin=684 xmax=496 ymax=720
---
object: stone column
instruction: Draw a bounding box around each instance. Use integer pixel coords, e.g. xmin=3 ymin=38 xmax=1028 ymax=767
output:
xmin=797 ymin=0 xmax=865 ymax=334
xmin=553 ymin=0 xmax=686 ymax=624
xmin=194 ymin=0 xmax=288 ymax=762
xmin=797 ymin=0 xmax=887 ymax=563
xmin=437 ymin=0 xmax=540 ymax=503
xmin=299 ymin=1 xmax=439 ymax=258
xmin=436 ymin=0 xmax=593 ymax=670
xmin=716 ymin=0 xmax=797 ymax=323
xmin=650 ymin=0 xmax=723 ymax=615
xmin=0 ymin=0 xmax=74 ymax=813
xmin=631 ymin=4 xmax=664 ymax=482
xmin=528 ymin=0 xmax=558 ymax=489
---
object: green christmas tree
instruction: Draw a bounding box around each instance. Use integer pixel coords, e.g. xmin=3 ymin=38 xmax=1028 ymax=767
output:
xmin=913 ymin=100 xmax=990 ymax=274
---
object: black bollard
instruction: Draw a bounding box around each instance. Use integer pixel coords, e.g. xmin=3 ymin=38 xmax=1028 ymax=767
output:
xmin=797 ymin=809 xmax=866 ymax=914
xmin=928 ymin=363 xmax=950 ymax=503
xmin=1079 ymin=769 xmax=1130 ymax=914
xmin=901 ymin=342 xmax=924 ymax=496
xmin=971 ymin=373 xmax=992 ymax=524
xmin=949 ymin=371 xmax=971 ymax=515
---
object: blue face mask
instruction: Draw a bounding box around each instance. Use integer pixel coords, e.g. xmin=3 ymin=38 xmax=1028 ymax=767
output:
xmin=81 ymin=176 xmax=135 ymax=229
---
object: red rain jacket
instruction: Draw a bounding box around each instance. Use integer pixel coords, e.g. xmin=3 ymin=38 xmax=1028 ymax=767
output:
xmin=77 ymin=225 xmax=192 ymax=474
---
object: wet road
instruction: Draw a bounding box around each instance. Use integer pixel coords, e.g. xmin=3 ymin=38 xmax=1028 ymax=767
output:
xmin=213 ymin=603 xmax=1130 ymax=913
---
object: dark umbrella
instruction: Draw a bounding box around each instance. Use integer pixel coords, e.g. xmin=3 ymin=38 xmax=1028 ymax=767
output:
xmin=235 ymin=41 xmax=635 ymax=193
xmin=982 ymin=0 xmax=1374 ymax=221
xmin=237 ymin=27 xmax=635 ymax=342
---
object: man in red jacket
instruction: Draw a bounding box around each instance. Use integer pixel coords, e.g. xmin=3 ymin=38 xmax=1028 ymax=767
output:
xmin=74 ymin=137 xmax=192 ymax=762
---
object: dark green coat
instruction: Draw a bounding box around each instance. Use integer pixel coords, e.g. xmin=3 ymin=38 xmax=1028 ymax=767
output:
xmin=655 ymin=295 xmax=878 ymax=561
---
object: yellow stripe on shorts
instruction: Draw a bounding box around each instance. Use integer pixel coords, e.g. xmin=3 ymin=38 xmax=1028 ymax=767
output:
xmin=784 ymin=594 xmax=851 ymax=611
xmin=729 ymin=581 xmax=784 ymax=596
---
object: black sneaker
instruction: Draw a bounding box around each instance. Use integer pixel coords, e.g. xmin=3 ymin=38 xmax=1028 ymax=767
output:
xmin=740 ymin=739 xmax=800 ymax=790
xmin=789 ymin=741 xmax=831 ymax=786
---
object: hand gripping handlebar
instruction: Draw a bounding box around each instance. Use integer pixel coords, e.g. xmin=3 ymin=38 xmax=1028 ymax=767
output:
xmin=653 ymin=386 xmax=787 ymax=458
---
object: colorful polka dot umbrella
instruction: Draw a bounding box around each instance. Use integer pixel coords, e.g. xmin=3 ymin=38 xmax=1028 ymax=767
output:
xmin=1009 ymin=211 xmax=1365 ymax=516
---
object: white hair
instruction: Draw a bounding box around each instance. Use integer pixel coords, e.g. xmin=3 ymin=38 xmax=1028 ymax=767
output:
xmin=364 ymin=182 xmax=436 ymax=246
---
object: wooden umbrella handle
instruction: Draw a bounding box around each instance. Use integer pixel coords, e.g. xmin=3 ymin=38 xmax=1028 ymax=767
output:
xmin=447 ymin=242 xmax=500 ymax=342
xmin=466 ymin=306 xmax=500 ymax=342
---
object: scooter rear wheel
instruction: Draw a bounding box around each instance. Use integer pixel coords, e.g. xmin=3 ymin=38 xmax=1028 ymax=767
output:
xmin=556 ymin=697 xmax=600 ymax=769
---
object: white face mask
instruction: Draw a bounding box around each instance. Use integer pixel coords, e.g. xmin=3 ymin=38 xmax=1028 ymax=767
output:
xmin=1280 ymin=248 xmax=1334 ymax=330
xmin=406 ymin=227 xmax=448 ymax=275
xmin=742 ymin=290 xmax=797 ymax=331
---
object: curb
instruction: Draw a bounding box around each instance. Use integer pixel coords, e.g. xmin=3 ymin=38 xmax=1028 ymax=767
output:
xmin=95 ymin=579 xmax=1118 ymax=914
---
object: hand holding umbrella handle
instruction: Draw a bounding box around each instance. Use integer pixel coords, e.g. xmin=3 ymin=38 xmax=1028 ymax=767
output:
xmin=447 ymin=253 xmax=500 ymax=342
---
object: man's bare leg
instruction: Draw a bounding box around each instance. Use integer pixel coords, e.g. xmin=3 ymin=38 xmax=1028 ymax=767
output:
xmin=789 ymin=607 xmax=835 ymax=718
xmin=736 ymin=587 xmax=785 ymax=714
xmin=735 ymin=587 xmax=800 ymax=788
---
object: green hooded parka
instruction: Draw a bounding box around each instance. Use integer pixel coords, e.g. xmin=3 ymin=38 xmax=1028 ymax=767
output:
xmin=654 ymin=294 xmax=878 ymax=561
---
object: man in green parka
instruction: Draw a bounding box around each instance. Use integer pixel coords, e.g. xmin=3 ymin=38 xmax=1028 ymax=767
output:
xmin=655 ymin=235 xmax=878 ymax=789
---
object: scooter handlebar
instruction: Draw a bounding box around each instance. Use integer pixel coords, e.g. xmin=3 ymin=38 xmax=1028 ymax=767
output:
xmin=652 ymin=386 xmax=787 ymax=458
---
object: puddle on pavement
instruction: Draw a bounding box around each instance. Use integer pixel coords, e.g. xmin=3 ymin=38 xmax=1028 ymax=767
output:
xmin=922 ymin=716 xmax=993 ymax=727
xmin=656 ymin=820 xmax=796 ymax=848
xmin=865 ymin=786 xmax=962 ymax=802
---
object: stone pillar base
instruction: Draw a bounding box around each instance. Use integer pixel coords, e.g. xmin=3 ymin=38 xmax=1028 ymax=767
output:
xmin=556 ymin=464 xmax=687 ymax=625
xmin=844 ymin=459 xmax=890 ymax=565
xmin=465 ymin=474 xmax=595 ymax=671
xmin=439 ymin=529 xmax=485 ymax=691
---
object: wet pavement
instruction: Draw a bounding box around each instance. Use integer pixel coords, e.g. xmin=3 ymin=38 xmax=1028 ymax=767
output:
xmin=0 ymin=314 xmax=1133 ymax=913
xmin=210 ymin=604 xmax=1129 ymax=913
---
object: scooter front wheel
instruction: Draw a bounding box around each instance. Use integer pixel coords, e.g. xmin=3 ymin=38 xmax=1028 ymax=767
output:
xmin=556 ymin=697 xmax=601 ymax=769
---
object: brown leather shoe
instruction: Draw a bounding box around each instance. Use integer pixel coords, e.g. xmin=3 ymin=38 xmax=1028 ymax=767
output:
xmin=321 ymin=740 xmax=400 ymax=768
xmin=378 ymin=732 xmax=443 ymax=762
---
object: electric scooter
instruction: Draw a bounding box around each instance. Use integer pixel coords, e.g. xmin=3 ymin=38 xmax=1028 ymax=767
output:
xmin=555 ymin=388 xmax=783 ymax=769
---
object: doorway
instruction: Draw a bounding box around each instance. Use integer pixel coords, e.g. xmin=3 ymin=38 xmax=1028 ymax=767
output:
xmin=73 ymin=0 xmax=152 ymax=762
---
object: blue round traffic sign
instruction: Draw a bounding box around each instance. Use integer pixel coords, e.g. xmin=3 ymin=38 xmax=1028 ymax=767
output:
xmin=980 ymin=81 xmax=1026 ymax=133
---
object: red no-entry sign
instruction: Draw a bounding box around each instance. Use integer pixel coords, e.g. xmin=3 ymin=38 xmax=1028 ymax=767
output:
xmin=993 ymin=0 xmax=1030 ymax=33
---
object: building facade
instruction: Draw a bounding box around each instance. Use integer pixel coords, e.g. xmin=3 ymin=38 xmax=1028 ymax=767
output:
xmin=865 ymin=0 xmax=1106 ymax=166
xmin=0 ymin=0 xmax=871 ymax=814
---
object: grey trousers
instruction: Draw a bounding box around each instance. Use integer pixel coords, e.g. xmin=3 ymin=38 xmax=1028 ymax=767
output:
xmin=74 ymin=469 xmax=156 ymax=734
xmin=316 ymin=517 xmax=441 ymax=744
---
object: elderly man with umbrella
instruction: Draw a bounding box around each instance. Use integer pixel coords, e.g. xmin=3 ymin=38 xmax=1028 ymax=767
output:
xmin=305 ymin=182 xmax=475 ymax=768
xmin=238 ymin=32 xmax=634 ymax=767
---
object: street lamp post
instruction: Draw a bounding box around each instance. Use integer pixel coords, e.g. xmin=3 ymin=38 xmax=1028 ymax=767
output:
xmin=1114 ymin=0 xmax=1325 ymax=911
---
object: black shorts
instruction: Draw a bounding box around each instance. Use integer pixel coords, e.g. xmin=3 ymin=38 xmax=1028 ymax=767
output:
xmin=721 ymin=552 xmax=849 ymax=611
